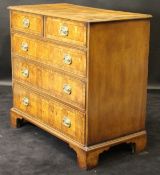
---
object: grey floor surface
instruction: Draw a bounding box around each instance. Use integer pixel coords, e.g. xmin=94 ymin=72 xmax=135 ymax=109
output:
xmin=0 ymin=86 xmax=160 ymax=175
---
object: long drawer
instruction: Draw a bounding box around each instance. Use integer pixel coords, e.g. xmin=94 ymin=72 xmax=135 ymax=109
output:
xmin=12 ymin=33 xmax=87 ymax=77
xmin=13 ymin=83 xmax=85 ymax=144
xmin=13 ymin=57 xmax=86 ymax=109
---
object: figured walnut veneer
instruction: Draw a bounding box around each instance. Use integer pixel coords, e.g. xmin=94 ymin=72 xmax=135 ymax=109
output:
xmin=9 ymin=3 xmax=151 ymax=169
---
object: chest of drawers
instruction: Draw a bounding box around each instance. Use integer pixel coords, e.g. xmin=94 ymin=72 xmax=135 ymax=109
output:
xmin=9 ymin=3 xmax=151 ymax=169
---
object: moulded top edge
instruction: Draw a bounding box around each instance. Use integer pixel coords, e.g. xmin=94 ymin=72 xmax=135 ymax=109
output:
xmin=8 ymin=3 xmax=152 ymax=23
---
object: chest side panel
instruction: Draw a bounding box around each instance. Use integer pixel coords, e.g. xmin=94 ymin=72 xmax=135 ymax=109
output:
xmin=87 ymin=20 xmax=150 ymax=145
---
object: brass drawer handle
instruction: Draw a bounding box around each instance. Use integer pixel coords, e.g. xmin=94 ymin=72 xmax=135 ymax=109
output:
xmin=63 ymin=84 xmax=72 ymax=95
xmin=22 ymin=97 xmax=29 ymax=106
xmin=59 ymin=25 xmax=69 ymax=36
xmin=21 ymin=42 xmax=28 ymax=52
xmin=22 ymin=18 xmax=30 ymax=28
xmin=21 ymin=68 xmax=29 ymax=78
xmin=63 ymin=116 xmax=71 ymax=128
xmin=64 ymin=54 xmax=72 ymax=65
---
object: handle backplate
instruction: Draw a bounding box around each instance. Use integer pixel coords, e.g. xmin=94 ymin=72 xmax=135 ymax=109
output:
xmin=63 ymin=84 xmax=72 ymax=95
xmin=64 ymin=54 xmax=72 ymax=65
xmin=21 ymin=42 xmax=28 ymax=52
xmin=63 ymin=116 xmax=71 ymax=128
xmin=22 ymin=97 xmax=29 ymax=106
xmin=22 ymin=18 xmax=30 ymax=28
xmin=21 ymin=68 xmax=29 ymax=78
xmin=59 ymin=25 xmax=69 ymax=36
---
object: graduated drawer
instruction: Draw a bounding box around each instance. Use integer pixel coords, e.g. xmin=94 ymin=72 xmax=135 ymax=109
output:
xmin=13 ymin=57 xmax=86 ymax=109
xmin=45 ymin=17 xmax=87 ymax=46
xmin=11 ymin=11 xmax=43 ymax=36
xmin=13 ymin=83 xmax=85 ymax=144
xmin=12 ymin=33 xmax=87 ymax=77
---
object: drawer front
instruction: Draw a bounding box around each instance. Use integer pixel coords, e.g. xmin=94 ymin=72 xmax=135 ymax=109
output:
xmin=12 ymin=33 xmax=87 ymax=77
xmin=11 ymin=11 xmax=43 ymax=36
xmin=13 ymin=83 xmax=85 ymax=144
xmin=45 ymin=17 xmax=87 ymax=46
xmin=13 ymin=57 xmax=86 ymax=109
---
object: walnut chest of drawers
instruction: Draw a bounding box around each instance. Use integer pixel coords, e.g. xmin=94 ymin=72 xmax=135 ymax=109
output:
xmin=8 ymin=3 xmax=151 ymax=169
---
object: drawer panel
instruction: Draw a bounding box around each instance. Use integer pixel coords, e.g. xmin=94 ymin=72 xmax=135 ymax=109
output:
xmin=13 ymin=83 xmax=85 ymax=144
xmin=13 ymin=57 xmax=86 ymax=109
xmin=45 ymin=17 xmax=87 ymax=46
xmin=12 ymin=33 xmax=87 ymax=77
xmin=11 ymin=11 xmax=43 ymax=36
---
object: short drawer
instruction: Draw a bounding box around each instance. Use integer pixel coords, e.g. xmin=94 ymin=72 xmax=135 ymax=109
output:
xmin=12 ymin=33 xmax=87 ymax=77
xmin=11 ymin=11 xmax=43 ymax=36
xmin=45 ymin=17 xmax=87 ymax=46
xmin=13 ymin=57 xmax=86 ymax=109
xmin=13 ymin=83 xmax=85 ymax=144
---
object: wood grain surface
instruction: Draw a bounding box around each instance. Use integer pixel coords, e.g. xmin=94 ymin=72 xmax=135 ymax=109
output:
xmin=11 ymin=11 xmax=43 ymax=36
xmin=13 ymin=57 xmax=86 ymax=109
xmin=8 ymin=3 xmax=152 ymax=22
xmin=13 ymin=83 xmax=85 ymax=144
xmin=9 ymin=3 xmax=151 ymax=169
xmin=87 ymin=19 xmax=150 ymax=145
xmin=12 ymin=33 xmax=87 ymax=77
xmin=45 ymin=17 xmax=87 ymax=46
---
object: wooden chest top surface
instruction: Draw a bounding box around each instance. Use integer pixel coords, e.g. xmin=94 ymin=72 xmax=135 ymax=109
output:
xmin=8 ymin=3 xmax=151 ymax=22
